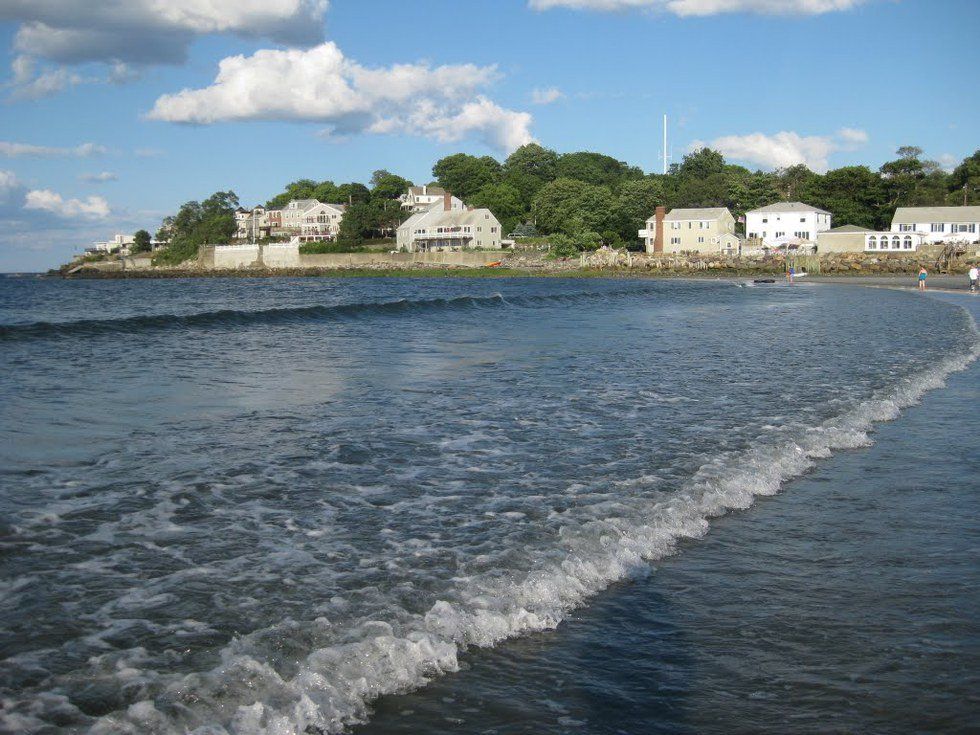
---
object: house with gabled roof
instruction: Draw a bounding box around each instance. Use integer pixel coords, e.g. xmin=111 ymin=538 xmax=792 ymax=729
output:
xmin=745 ymin=202 xmax=832 ymax=247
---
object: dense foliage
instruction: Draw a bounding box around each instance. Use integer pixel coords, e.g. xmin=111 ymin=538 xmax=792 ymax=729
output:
xmin=153 ymin=191 xmax=239 ymax=265
xmin=152 ymin=146 xmax=980 ymax=262
xmin=131 ymin=229 xmax=152 ymax=254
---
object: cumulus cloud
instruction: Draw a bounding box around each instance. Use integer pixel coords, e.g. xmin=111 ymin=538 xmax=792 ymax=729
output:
xmin=147 ymin=42 xmax=534 ymax=153
xmin=531 ymin=87 xmax=565 ymax=105
xmin=2 ymin=0 xmax=329 ymax=98
xmin=0 ymin=141 xmax=107 ymax=157
xmin=79 ymin=171 xmax=118 ymax=183
xmin=2 ymin=0 xmax=328 ymax=65
xmin=24 ymin=189 xmax=110 ymax=218
xmin=690 ymin=128 xmax=868 ymax=173
xmin=528 ymin=0 xmax=867 ymax=15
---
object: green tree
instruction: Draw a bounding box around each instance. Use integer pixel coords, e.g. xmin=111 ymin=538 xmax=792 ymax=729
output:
xmin=556 ymin=152 xmax=642 ymax=189
xmin=432 ymin=153 xmax=502 ymax=199
xmin=502 ymin=143 xmax=559 ymax=202
xmin=678 ymin=147 xmax=725 ymax=180
xmin=531 ymin=178 xmax=614 ymax=235
xmin=468 ymin=182 xmax=524 ymax=236
xmin=814 ymin=166 xmax=886 ymax=229
xmin=371 ymin=172 xmax=413 ymax=201
xmin=131 ymin=229 xmax=152 ymax=254
xmin=336 ymin=182 xmax=371 ymax=205
xmin=153 ymin=190 xmax=239 ymax=265
xmin=949 ymin=150 xmax=980 ymax=204
xmin=611 ymin=178 xmax=665 ymax=241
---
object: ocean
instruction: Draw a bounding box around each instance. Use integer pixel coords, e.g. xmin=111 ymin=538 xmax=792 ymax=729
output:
xmin=0 ymin=275 xmax=977 ymax=734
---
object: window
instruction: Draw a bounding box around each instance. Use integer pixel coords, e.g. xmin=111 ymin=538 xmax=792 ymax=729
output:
xmin=800 ymin=217 xmax=806 ymax=223
xmin=903 ymin=236 xmax=913 ymax=249
xmin=931 ymin=223 xmax=944 ymax=232
xmin=762 ymin=218 xmax=768 ymax=224
xmin=899 ymin=224 xmax=915 ymax=232
xmin=698 ymin=237 xmax=704 ymax=243
xmin=670 ymin=237 xmax=680 ymax=245
xmin=892 ymin=236 xmax=901 ymax=249
xmin=868 ymin=236 xmax=877 ymax=249
xmin=775 ymin=231 xmax=785 ymax=238
xmin=956 ymin=223 xmax=976 ymax=233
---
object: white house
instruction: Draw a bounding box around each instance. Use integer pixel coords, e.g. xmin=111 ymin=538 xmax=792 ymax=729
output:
xmin=87 ymin=233 xmax=134 ymax=255
xmin=235 ymin=206 xmax=271 ymax=241
xmin=400 ymin=185 xmax=464 ymax=213
xmin=745 ymin=202 xmax=832 ymax=247
xmin=890 ymin=206 xmax=980 ymax=245
xmin=396 ymin=193 xmax=502 ymax=252
xmin=817 ymin=225 xmax=927 ymax=253
xmin=297 ymin=202 xmax=347 ymax=242
xmin=640 ymin=207 xmax=738 ymax=254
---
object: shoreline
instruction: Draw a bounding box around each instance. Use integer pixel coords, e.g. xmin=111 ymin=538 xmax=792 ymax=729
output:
xmin=43 ymin=266 xmax=980 ymax=291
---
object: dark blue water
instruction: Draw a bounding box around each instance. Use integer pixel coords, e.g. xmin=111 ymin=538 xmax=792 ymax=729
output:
xmin=0 ymin=276 xmax=976 ymax=734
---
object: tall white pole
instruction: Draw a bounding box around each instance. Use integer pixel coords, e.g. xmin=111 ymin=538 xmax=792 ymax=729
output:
xmin=663 ymin=114 xmax=668 ymax=175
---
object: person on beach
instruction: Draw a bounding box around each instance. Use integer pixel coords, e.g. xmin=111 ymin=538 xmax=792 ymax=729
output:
xmin=969 ymin=266 xmax=979 ymax=292
xmin=788 ymin=266 xmax=795 ymax=284
xmin=918 ymin=267 xmax=928 ymax=291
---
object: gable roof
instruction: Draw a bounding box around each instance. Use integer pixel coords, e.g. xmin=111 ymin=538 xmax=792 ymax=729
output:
xmin=663 ymin=207 xmax=732 ymax=221
xmin=399 ymin=206 xmax=499 ymax=231
xmin=406 ymin=185 xmax=447 ymax=197
xmin=892 ymin=206 xmax=980 ymax=224
xmin=824 ymin=224 xmax=871 ymax=233
xmin=747 ymin=202 xmax=830 ymax=215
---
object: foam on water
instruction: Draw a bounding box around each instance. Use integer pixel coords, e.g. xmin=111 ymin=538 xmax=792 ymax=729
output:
xmin=33 ymin=310 xmax=971 ymax=735
xmin=1 ymin=279 xmax=976 ymax=735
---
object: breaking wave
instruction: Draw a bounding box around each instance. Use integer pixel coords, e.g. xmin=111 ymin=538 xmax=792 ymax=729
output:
xmin=63 ymin=312 xmax=978 ymax=734
xmin=0 ymin=288 xmax=656 ymax=342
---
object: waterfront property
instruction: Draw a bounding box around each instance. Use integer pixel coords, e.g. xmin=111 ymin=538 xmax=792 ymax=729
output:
xmin=396 ymin=193 xmax=503 ymax=252
xmin=254 ymin=199 xmax=348 ymax=242
xmin=890 ymin=206 xmax=980 ymax=245
xmin=399 ymin=185 xmax=464 ymax=213
xmin=745 ymin=202 xmax=832 ymax=247
xmin=86 ymin=234 xmax=135 ymax=256
xmin=816 ymin=225 xmax=927 ymax=253
xmin=640 ymin=207 xmax=738 ymax=254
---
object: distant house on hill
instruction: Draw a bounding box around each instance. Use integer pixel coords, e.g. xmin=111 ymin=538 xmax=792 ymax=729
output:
xmin=890 ymin=206 xmax=980 ymax=245
xmin=400 ymin=185 xmax=464 ymax=213
xmin=745 ymin=202 xmax=832 ymax=247
xmin=640 ymin=207 xmax=738 ymax=254
xmin=396 ymin=192 xmax=502 ymax=252
xmin=86 ymin=233 xmax=134 ymax=255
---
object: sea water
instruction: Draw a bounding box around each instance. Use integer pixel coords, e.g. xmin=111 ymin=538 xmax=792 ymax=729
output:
xmin=0 ymin=276 xmax=976 ymax=734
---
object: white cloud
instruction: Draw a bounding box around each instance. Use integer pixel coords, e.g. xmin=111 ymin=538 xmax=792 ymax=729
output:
xmin=2 ymin=1 xmax=329 ymax=99
xmin=0 ymin=170 xmax=21 ymax=196
xmin=531 ymin=87 xmax=565 ymax=105
xmin=24 ymin=189 xmax=110 ymax=218
xmin=79 ymin=171 xmax=118 ymax=183
xmin=529 ymin=0 xmax=867 ymax=15
xmin=0 ymin=141 xmax=107 ymax=157
xmin=147 ymin=42 xmax=534 ymax=153
xmin=690 ymin=128 xmax=868 ymax=173
xmin=3 ymin=0 xmax=329 ymax=65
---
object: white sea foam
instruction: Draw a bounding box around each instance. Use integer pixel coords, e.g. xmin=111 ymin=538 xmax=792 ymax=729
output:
xmin=73 ymin=311 xmax=980 ymax=735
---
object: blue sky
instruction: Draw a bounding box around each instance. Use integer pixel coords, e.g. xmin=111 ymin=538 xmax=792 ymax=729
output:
xmin=0 ymin=0 xmax=978 ymax=271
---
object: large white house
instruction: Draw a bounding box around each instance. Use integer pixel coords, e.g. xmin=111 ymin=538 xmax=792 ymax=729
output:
xmin=87 ymin=233 xmax=134 ymax=255
xmin=265 ymin=199 xmax=347 ymax=241
xmin=640 ymin=207 xmax=738 ymax=254
xmin=396 ymin=193 xmax=502 ymax=252
xmin=399 ymin=185 xmax=464 ymax=213
xmin=745 ymin=202 xmax=832 ymax=247
xmin=890 ymin=206 xmax=980 ymax=245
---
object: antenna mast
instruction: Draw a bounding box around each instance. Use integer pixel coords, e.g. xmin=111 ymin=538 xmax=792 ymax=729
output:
xmin=662 ymin=114 xmax=669 ymax=175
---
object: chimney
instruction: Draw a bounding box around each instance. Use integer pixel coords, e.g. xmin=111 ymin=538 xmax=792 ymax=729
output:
xmin=444 ymin=191 xmax=452 ymax=212
xmin=654 ymin=206 xmax=665 ymax=253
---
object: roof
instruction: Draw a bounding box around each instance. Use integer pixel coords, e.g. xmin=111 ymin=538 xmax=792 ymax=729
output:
xmin=663 ymin=207 xmax=732 ymax=221
xmin=892 ymin=206 xmax=980 ymax=224
xmin=747 ymin=202 xmax=830 ymax=215
xmin=823 ymin=225 xmax=871 ymax=233
xmin=285 ymin=199 xmax=319 ymax=211
xmin=407 ymin=185 xmax=446 ymax=197
xmin=400 ymin=206 xmax=498 ymax=231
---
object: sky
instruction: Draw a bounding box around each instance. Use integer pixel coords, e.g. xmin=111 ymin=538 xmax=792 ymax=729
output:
xmin=0 ymin=0 xmax=978 ymax=271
